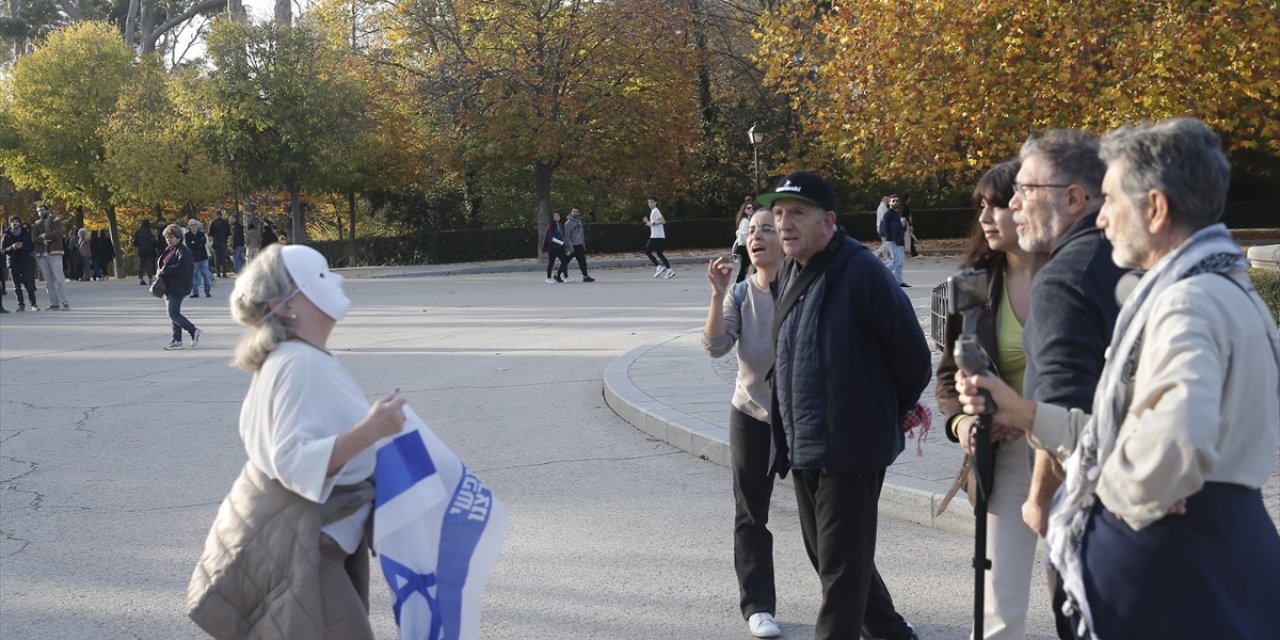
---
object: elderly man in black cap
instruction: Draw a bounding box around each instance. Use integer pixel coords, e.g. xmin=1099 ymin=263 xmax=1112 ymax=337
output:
xmin=759 ymin=172 xmax=932 ymax=640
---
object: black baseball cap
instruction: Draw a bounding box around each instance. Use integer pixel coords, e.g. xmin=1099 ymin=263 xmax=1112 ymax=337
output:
xmin=755 ymin=172 xmax=837 ymax=212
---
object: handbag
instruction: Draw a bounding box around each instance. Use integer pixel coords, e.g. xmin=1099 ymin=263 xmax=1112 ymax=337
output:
xmin=149 ymin=277 xmax=167 ymax=298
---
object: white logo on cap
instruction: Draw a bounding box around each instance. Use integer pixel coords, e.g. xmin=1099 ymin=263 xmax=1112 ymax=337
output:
xmin=776 ymin=180 xmax=802 ymax=193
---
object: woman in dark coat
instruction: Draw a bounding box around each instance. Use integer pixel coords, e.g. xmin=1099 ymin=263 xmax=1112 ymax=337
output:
xmin=157 ymin=224 xmax=201 ymax=350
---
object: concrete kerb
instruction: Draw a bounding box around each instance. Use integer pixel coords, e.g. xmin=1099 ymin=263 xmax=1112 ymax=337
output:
xmin=602 ymin=333 xmax=977 ymax=536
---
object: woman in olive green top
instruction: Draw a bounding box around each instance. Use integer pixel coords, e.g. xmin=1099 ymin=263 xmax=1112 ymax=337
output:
xmin=935 ymin=160 xmax=1048 ymax=640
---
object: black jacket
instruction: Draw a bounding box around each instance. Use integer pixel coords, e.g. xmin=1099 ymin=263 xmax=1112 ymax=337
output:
xmin=1021 ymin=211 xmax=1128 ymax=409
xmin=879 ymin=209 xmax=906 ymax=244
xmin=3 ymin=225 xmax=36 ymax=267
xmin=209 ymin=217 xmax=231 ymax=245
xmin=134 ymin=226 xmax=157 ymax=257
xmin=185 ymin=230 xmax=209 ymax=262
xmin=158 ymin=243 xmax=194 ymax=297
xmin=771 ymin=229 xmax=933 ymax=473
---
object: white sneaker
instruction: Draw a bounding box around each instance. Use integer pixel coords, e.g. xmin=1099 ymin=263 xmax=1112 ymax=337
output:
xmin=563 ymin=276 xmax=574 ymax=283
xmin=163 ymin=340 xmax=183 ymax=351
xmin=663 ymin=268 xmax=676 ymax=279
xmin=654 ymin=265 xmax=665 ymax=277
xmin=191 ymin=328 xmax=202 ymax=348
xmin=748 ymin=612 xmax=781 ymax=638
xmin=545 ymin=278 xmax=555 ymax=284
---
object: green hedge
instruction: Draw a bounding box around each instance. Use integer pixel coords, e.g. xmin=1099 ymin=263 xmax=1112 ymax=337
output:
xmin=1249 ymin=268 xmax=1280 ymax=324
xmin=304 ymin=208 xmax=981 ymax=266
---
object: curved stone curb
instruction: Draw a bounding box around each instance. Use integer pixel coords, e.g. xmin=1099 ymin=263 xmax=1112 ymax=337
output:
xmin=603 ymin=336 xmax=976 ymax=536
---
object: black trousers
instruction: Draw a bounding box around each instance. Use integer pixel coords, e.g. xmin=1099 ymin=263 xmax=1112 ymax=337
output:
xmin=137 ymin=253 xmax=156 ymax=281
xmin=545 ymin=246 xmax=570 ymax=278
xmin=567 ymin=244 xmax=589 ymax=276
xmin=9 ymin=258 xmax=36 ymax=305
xmin=730 ymin=408 xmax=776 ymax=619
xmin=793 ymin=467 xmax=912 ymax=640
xmin=212 ymin=244 xmax=229 ymax=277
xmin=644 ymin=237 xmax=669 ymax=268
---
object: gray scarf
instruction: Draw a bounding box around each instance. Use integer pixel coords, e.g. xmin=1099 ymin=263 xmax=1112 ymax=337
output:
xmin=1045 ymin=223 xmax=1251 ymax=639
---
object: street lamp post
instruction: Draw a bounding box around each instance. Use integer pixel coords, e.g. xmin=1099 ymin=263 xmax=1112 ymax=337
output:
xmin=748 ymin=124 xmax=765 ymax=196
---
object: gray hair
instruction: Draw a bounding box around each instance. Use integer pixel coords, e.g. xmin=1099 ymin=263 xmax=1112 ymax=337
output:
xmin=229 ymin=245 xmax=296 ymax=372
xmin=1020 ymin=129 xmax=1106 ymax=199
xmin=1099 ymin=117 xmax=1230 ymax=232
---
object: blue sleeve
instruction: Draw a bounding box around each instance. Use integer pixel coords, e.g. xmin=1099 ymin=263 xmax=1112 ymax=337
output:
xmin=861 ymin=255 xmax=933 ymax=414
xmin=1027 ymin=252 xmax=1123 ymax=410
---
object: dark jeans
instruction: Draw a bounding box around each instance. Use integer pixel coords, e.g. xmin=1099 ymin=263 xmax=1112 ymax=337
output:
xmin=138 ymin=253 xmax=156 ymax=282
xmin=644 ymin=237 xmax=669 ymax=268
xmin=166 ymin=293 xmax=197 ymax=342
xmin=793 ymin=467 xmax=912 ymax=640
xmin=730 ymin=408 xmax=776 ymax=618
xmin=545 ymin=246 xmax=570 ymax=278
xmin=9 ymin=258 xmax=36 ymax=305
xmin=568 ymin=244 xmax=590 ymax=276
xmin=212 ymin=244 xmax=229 ymax=277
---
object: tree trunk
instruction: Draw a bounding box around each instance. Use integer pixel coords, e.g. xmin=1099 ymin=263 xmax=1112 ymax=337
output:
xmin=72 ymin=205 xmax=85 ymax=231
xmin=464 ymin=166 xmax=483 ymax=227
xmin=125 ymin=0 xmax=140 ymax=46
xmin=105 ymin=205 xmax=124 ymax=279
xmin=535 ymin=161 xmax=553 ymax=259
xmin=289 ymin=183 xmax=306 ymax=244
xmin=347 ymin=189 xmax=357 ymax=266
xmin=139 ymin=0 xmax=155 ymax=53
xmin=227 ymin=0 xmax=245 ymax=21
xmin=274 ymin=0 xmax=291 ymax=25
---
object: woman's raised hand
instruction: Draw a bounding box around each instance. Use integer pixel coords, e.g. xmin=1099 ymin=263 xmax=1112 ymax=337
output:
xmin=707 ymin=258 xmax=733 ymax=296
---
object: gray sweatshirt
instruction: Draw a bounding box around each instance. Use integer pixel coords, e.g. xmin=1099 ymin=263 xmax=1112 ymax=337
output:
xmin=702 ymin=277 xmax=776 ymax=422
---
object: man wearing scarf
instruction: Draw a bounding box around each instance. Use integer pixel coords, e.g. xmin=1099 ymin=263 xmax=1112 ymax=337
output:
xmin=958 ymin=117 xmax=1280 ymax=639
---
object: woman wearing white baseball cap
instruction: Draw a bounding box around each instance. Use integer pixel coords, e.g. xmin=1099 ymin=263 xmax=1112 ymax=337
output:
xmin=188 ymin=244 xmax=406 ymax=638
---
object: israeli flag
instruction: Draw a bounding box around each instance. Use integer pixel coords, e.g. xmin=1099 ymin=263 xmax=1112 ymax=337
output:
xmin=373 ymin=407 xmax=509 ymax=640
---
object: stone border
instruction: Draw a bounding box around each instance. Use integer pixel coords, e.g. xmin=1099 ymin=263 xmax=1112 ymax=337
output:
xmin=603 ymin=337 xmax=977 ymax=535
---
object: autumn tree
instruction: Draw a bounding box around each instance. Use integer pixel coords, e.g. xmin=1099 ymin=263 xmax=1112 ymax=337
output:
xmin=102 ymin=55 xmax=230 ymax=217
xmin=756 ymin=0 xmax=1280 ymax=190
xmin=0 ymin=21 xmax=133 ymax=275
xmin=375 ymin=0 xmax=700 ymax=249
xmin=200 ymin=18 xmax=366 ymax=243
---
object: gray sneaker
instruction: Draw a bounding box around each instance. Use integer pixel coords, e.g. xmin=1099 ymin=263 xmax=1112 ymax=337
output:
xmin=163 ymin=340 xmax=183 ymax=351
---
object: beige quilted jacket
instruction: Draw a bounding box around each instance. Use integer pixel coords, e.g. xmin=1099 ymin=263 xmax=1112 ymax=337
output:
xmin=186 ymin=461 xmax=374 ymax=639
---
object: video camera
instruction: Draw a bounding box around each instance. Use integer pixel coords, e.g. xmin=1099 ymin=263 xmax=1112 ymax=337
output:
xmin=946 ymin=268 xmax=993 ymax=378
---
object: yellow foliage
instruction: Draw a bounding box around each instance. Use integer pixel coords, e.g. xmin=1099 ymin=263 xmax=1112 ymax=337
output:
xmin=755 ymin=0 xmax=1280 ymax=184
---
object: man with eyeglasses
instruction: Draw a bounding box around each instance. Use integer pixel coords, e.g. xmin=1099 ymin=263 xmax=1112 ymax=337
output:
xmin=988 ymin=129 xmax=1128 ymax=639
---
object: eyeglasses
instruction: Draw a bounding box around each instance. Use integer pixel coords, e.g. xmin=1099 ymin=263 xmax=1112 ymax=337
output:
xmin=1013 ymin=182 xmax=1073 ymax=198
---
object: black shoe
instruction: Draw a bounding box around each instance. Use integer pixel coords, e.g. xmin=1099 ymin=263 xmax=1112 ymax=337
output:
xmin=583 ymin=276 xmax=595 ymax=283
xmin=139 ymin=280 xmax=147 ymax=286
xmin=553 ymin=275 xmax=563 ymax=283
xmin=900 ymin=282 xmax=911 ymax=288
xmin=205 ymin=292 xmax=211 ymax=298
xmin=189 ymin=294 xmax=199 ymax=299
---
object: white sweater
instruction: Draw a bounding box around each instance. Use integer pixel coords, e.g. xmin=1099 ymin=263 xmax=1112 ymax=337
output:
xmin=239 ymin=340 xmax=376 ymax=552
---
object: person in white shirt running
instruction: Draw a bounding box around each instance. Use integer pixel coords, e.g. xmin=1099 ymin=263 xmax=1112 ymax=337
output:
xmin=643 ymin=196 xmax=674 ymax=278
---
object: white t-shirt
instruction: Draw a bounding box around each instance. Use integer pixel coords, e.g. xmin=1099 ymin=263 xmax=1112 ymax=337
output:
xmin=239 ymin=340 xmax=375 ymax=553
xmin=649 ymin=208 xmax=665 ymax=239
